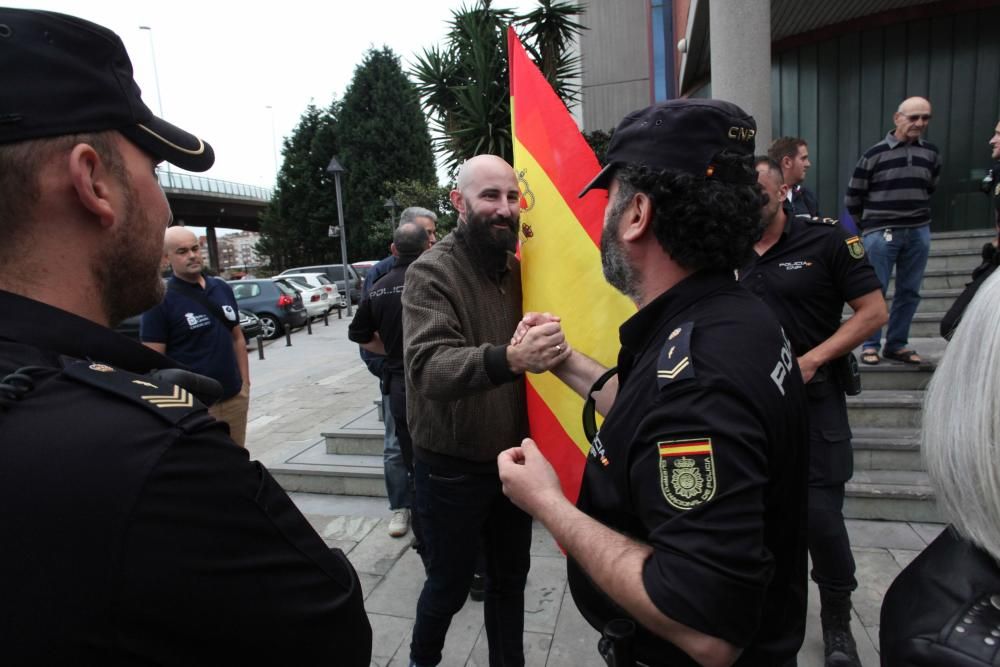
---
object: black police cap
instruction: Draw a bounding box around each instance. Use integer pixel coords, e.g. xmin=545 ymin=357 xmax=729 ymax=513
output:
xmin=579 ymin=98 xmax=757 ymax=196
xmin=0 ymin=8 xmax=214 ymax=172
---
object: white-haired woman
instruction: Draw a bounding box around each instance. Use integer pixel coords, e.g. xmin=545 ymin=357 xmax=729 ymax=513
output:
xmin=880 ymin=270 xmax=1000 ymax=665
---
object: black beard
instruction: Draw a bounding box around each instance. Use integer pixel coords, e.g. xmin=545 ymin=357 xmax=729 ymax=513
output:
xmin=459 ymin=208 xmax=518 ymax=275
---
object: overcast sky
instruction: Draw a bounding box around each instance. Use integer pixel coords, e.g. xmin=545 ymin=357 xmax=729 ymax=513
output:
xmin=10 ymin=0 xmax=536 ymax=190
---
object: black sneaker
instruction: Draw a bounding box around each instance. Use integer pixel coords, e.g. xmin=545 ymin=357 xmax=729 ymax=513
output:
xmin=469 ymin=573 xmax=485 ymax=602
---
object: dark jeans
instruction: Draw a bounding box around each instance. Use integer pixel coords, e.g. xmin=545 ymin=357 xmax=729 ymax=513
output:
xmin=410 ymin=460 xmax=532 ymax=667
xmin=808 ymin=483 xmax=857 ymax=595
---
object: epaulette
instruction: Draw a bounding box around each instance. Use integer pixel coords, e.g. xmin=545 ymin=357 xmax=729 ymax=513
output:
xmin=657 ymin=321 xmax=696 ymax=389
xmin=61 ymin=357 xmax=207 ymax=426
xmin=800 ymin=214 xmax=838 ymax=226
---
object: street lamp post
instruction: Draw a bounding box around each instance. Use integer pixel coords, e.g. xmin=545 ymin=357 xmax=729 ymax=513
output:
xmin=383 ymin=197 xmax=399 ymax=226
xmin=265 ymin=105 xmax=279 ymax=179
xmin=138 ymin=25 xmax=169 ymax=174
xmin=326 ymin=157 xmax=352 ymax=316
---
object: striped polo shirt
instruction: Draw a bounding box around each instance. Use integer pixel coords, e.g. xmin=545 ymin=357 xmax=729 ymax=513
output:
xmin=844 ymin=131 xmax=941 ymax=234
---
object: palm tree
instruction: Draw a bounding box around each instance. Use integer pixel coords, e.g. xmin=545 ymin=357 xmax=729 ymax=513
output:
xmin=411 ymin=0 xmax=584 ymax=175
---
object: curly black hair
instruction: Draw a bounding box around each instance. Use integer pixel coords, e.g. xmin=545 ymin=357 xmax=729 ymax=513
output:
xmin=615 ymin=158 xmax=765 ymax=272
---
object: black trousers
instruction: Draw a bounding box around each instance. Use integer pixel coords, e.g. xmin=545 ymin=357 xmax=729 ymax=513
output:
xmin=806 ymin=382 xmax=857 ymax=595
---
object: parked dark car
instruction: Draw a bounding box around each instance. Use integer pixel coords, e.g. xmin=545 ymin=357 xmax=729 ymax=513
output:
xmin=227 ymin=279 xmax=308 ymax=339
xmin=239 ymin=310 xmax=263 ymax=341
xmin=277 ymin=264 xmax=362 ymax=303
xmin=115 ymin=308 xmax=266 ymax=342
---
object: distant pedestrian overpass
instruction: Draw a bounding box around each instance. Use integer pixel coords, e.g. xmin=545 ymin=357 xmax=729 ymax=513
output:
xmin=159 ymin=171 xmax=271 ymax=269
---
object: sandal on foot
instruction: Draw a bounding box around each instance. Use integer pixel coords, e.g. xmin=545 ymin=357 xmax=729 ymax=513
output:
xmin=860 ymin=349 xmax=880 ymax=365
xmin=883 ymin=349 xmax=922 ymax=364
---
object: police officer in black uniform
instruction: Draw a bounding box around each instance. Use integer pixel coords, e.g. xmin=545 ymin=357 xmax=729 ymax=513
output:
xmin=348 ymin=222 xmax=430 ymax=490
xmin=0 ymin=9 xmax=371 ymax=664
xmin=739 ymin=158 xmax=887 ymax=667
xmin=499 ymin=99 xmax=810 ymax=666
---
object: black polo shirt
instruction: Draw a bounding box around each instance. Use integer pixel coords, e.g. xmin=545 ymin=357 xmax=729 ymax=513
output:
xmin=738 ymin=211 xmax=881 ymax=357
xmin=568 ymin=271 xmax=809 ymax=667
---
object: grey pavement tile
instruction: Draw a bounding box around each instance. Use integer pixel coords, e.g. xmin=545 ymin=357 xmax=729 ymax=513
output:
xmin=846 ymin=519 xmax=924 ymax=550
xmin=364 ymin=547 xmax=425 ymax=617
xmin=290 ymin=491 xmax=392 ymax=518
xmin=438 ymin=603 xmax=486 ymax=666
xmin=524 ymin=555 xmax=567 ymax=634
xmin=368 ymin=612 xmax=415 ymax=662
xmin=889 ymin=548 xmax=921 ymax=570
xmin=349 ymin=518 xmax=419 ymax=577
xmin=319 ymin=515 xmax=382 ymax=542
xmin=530 ymin=523 xmax=563 ymax=558
xmin=467 ymin=630 xmax=551 ymax=667
xmin=852 ymin=547 xmax=903 ymax=628
xmin=855 ymin=611 xmax=880 ymax=666
xmin=322 ymin=538 xmax=357 ymax=555
xmin=545 ymin=586 xmax=604 ymax=667
xmin=358 ymin=572 xmax=382 ymax=600
xmin=909 ymin=521 xmax=946 ymax=545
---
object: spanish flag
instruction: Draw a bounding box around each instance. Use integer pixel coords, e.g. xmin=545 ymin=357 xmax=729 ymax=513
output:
xmin=508 ymin=27 xmax=635 ymax=502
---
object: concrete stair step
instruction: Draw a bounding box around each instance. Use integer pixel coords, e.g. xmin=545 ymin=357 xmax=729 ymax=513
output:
xmin=852 ymin=427 xmax=921 ymax=471
xmin=842 ymin=288 xmax=959 ymax=317
xmin=908 ymin=313 xmax=948 ymax=338
xmin=926 ymin=248 xmax=981 ymax=272
xmin=844 ymin=469 xmax=939 ymax=523
xmin=921 ymin=268 xmax=975 ymax=290
xmin=847 ymin=389 xmax=924 ymax=429
xmin=270 ymin=452 xmax=388 ymax=497
xmin=927 ymin=229 xmax=995 ymax=252
xmin=858 ymin=363 xmax=932 ymax=391
xmin=324 ymin=428 xmax=383 ymax=456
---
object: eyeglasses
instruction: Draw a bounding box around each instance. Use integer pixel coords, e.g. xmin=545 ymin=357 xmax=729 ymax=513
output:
xmin=905 ymin=114 xmax=932 ymax=122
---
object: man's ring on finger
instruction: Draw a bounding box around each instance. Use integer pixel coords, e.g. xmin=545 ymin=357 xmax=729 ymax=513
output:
xmin=555 ymin=344 xmax=563 ymax=353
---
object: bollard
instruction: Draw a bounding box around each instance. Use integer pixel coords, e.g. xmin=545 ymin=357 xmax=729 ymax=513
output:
xmin=257 ymin=336 xmax=264 ymax=360
xmin=337 ymin=304 xmax=343 ymax=319
xmin=323 ymin=311 xmax=329 ymax=327
xmin=284 ymin=323 xmax=292 ymax=346
xmin=306 ymin=317 xmax=313 ymax=335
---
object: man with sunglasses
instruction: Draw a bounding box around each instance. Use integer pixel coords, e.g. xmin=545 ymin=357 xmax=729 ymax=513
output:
xmin=845 ymin=97 xmax=941 ymax=366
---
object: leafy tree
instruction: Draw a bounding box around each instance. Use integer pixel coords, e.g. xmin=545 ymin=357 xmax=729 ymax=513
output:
xmin=411 ymin=0 xmax=583 ymax=174
xmin=582 ymin=128 xmax=614 ymax=165
xmin=339 ymin=47 xmax=437 ymax=260
xmin=384 ymin=178 xmax=458 ymax=238
xmin=257 ymin=102 xmax=342 ymax=269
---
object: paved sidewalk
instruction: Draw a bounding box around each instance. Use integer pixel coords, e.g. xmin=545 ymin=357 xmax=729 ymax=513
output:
xmin=245 ymin=316 xmax=943 ymax=666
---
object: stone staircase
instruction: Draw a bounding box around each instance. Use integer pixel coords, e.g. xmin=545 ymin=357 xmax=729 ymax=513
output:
xmin=269 ymin=229 xmax=994 ymax=523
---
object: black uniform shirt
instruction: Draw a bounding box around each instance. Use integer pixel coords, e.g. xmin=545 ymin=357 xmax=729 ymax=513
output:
xmin=0 ymin=290 xmax=372 ymax=666
xmin=348 ymin=254 xmax=417 ymax=375
xmin=568 ymin=271 xmax=810 ymax=667
xmin=738 ymin=210 xmax=881 ymax=357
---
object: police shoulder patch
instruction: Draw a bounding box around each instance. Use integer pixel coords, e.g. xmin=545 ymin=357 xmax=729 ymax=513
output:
xmin=845 ymin=235 xmax=865 ymax=259
xmin=61 ymin=358 xmax=205 ymax=425
xmin=657 ymin=321 xmax=695 ymax=389
xmin=657 ymin=438 xmax=717 ymax=510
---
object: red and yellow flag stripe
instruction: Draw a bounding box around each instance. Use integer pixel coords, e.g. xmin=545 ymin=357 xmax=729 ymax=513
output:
xmin=508 ymin=27 xmax=635 ymax=502
xmin=658 ymin=439 xmax=713 ymax=458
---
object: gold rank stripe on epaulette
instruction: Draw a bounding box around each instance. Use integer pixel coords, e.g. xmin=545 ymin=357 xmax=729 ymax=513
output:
xmin=140 ymin=385 xmax=194 ymax=409
xmin=657 ymin=321 xmax=696 ymax=388
xmin=657 ymin=357 xmax=690 ymax=380
xmin=59 ymin=357 xmax=204 ymax=425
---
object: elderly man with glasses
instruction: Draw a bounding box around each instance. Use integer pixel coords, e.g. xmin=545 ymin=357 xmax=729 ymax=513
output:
xmin=845 ymin=96 xmax=941 ymax=366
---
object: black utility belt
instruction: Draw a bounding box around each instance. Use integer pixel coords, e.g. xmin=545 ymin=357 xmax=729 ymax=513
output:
xmin=812 ymin=353 xmax=861 ymax=396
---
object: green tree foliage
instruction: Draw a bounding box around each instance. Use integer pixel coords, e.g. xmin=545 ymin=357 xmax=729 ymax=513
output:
xmin=582 ymin=128 xmax=614 ymax=165
xmin=339 ymin=47 xmax=437 ymax=260
xmin=411 ymin=0 xmax=583 ymax=174
xmin=383 ymin=178 xmax=458 ymax=238
xmin=257 ymin=102 xmax=341 ymax=269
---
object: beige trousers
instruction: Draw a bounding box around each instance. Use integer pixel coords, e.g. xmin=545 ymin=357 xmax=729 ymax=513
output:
xmin=208 ymin=381 xmax=250 ymax=447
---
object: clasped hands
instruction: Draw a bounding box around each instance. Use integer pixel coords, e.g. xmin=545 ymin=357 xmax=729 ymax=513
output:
xmin=505 ymin=311 xmax=572 ymax=374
